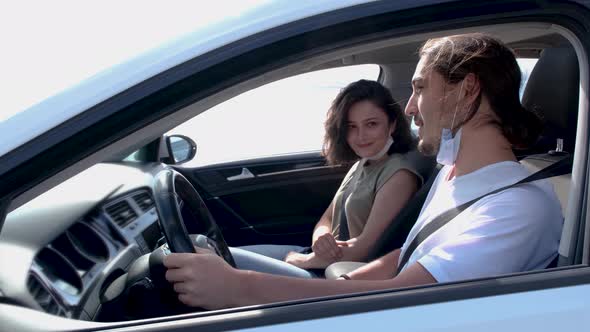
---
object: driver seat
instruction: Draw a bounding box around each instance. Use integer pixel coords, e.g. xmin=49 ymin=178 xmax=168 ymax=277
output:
xmin=517 ymin=45 xmax=579 ymax=268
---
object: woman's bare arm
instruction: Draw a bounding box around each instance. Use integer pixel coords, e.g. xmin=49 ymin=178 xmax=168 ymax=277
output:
xmin=338 ymin=169 xmax=419 ymax=262
xmin=312 ymin=202 xmax=333 ymax=243
xmin=286 ymin=169 xmax=419 ymax=269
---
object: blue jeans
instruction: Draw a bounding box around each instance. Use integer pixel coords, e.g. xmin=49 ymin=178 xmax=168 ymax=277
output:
xmin=230 ymin=244 xmax=315 ymax=278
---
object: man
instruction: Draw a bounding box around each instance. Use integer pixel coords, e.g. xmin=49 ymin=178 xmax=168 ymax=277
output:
xmin=163 ymin=33 xmax=563 ymax=310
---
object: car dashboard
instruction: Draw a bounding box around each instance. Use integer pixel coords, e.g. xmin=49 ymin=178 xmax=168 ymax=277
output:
xmin=0 ymin=162 xmax=168 ymax=321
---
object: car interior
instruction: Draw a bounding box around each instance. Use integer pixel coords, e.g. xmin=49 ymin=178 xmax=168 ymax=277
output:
xmin=0 ymin=20 xmax=585 ymax=326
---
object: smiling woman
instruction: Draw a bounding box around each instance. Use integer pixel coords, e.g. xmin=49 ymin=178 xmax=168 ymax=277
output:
xmin=227 ymin=79 xmax=432 ymax=276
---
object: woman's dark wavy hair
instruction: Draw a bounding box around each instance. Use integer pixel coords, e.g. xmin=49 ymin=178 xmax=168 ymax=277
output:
xmin=323 ymin=79 xmax=415 ymax=165
xmin=419 ymin=33 xmax=542 ymax=149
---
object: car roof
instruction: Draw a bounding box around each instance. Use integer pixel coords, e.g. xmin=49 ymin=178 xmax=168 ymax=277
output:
xmin=0 ymin=0 xmax=382 ymax=159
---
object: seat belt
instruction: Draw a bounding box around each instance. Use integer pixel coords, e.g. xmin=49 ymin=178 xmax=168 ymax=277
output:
xmin=396 ymin=154 xmax=573 ymax=274
xmin=338 ymin=189 xmax=352 ymax=241
xmin=297 ymin=184 xmax=353 ymax=255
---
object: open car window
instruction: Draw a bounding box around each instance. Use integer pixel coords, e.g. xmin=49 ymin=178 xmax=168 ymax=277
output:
xmin=167 ymin=64 xmax=380 ymax=166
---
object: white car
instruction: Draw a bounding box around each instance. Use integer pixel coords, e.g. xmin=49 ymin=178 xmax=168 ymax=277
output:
xmin=0 ymin=1 xmax=589 ymax=331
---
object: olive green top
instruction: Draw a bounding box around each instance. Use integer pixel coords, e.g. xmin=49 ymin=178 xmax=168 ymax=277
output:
xmin=331 ymin=149 xmax=432 ymax=240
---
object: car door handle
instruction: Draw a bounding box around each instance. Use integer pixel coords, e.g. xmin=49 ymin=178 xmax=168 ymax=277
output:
xmin=226 ymin=167 xmax=256 ymax=181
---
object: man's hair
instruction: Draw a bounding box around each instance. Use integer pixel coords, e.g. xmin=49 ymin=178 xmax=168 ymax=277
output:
xmin=323 ymin=79 xmax=415 ymax=165
xmin=419 ymin=33 xmax=542 ymax=149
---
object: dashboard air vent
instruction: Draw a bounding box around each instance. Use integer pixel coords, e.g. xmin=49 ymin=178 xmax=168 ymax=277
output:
xmin=51 ymin=222 xmax=109 ymax=277
xmin=105 ymin=200 xmax=137 ymax=227
xmin=133 ymin=191 xmax=154 ymax=212
xmin=27 ymin=274 xmax=65 ymax=316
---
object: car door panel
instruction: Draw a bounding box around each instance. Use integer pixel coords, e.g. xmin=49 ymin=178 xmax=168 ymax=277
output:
xmin=177 ymin=152 xmax=351 ymax=247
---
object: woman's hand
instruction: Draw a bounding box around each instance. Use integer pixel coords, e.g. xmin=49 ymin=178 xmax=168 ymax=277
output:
xmin=285 ymin=251 xmax=313 ymax=269
xmin=285 ymin=251 xmax=337 ymax=269
xmin=312 ymin=233 xmax=343 ymax=261
xmin=163 ymin=248 xmax=245 ymax=310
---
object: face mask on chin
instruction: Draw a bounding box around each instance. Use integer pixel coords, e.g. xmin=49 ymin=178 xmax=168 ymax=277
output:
xmin=436 ymin=80 xmax=465 ymax=166
xmin=436 ymin=127 xmax=462 ymax=166
xmin=363 ymin=136 xmax=394 ymax=162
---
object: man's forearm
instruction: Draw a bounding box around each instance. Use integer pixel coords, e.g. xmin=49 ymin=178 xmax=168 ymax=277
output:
xmin=237 ymin=269 xmax=394 ymax=306
xmin=236 ymin=255 xmax=432 ymax=307
xmin=237 ymin=250 xmax=402 ymax=306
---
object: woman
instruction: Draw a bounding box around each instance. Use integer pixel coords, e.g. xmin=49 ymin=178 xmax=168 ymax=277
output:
xmin=164 ymin=33 xmax=563 ymax=310
xmin=235 ymin=79 xmax=430 ymax=274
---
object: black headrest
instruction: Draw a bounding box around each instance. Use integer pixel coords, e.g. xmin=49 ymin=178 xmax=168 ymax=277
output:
xmin=522 ymin=47 xmax=579 ymax=153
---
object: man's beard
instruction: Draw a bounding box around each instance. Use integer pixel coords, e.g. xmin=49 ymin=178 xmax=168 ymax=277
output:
xmin=417 ymin=136 xmax=440 ymax=156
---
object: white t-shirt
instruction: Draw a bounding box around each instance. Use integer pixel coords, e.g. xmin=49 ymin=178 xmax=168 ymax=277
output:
xmin=398 ymin=161 xmax=563 ymax=283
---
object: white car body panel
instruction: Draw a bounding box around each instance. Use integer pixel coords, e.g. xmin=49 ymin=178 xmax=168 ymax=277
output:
xmin=244 ymin=284 xmax=590 ymax=331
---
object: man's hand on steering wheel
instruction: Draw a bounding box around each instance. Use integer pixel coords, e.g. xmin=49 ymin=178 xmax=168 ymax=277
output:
xmin=163 ymin=248 xmax=244 ymax=310
xmin=153 ymin=168 xmax=235 ymax=266
xmin=151 ymin=168 xmax=238 ymax=310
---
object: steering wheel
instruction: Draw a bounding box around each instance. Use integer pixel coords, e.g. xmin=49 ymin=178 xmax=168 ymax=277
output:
xmin=100 ymin=169 xmax=235 ymax=319
xmin=153 ymin=168 xmax=235 ymax=267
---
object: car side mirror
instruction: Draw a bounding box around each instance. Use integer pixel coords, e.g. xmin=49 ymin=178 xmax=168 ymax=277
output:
xmin=165 ymin=135 xmax=197 ymax=164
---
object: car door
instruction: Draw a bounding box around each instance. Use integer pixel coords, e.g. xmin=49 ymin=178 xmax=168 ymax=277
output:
xmin=1 ymin=1 xmax=590 ymax=331
xmin=168 ymin=65 xmax=380 ymax=247
xmin=175 ymin=153 xmax=349 ymax=247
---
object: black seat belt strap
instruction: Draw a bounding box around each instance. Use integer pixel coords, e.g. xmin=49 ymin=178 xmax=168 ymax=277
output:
xmin=396 ymin=155 xmax=573 ymax=274
xmin=338 ymin=190 xmax=352 ymax=241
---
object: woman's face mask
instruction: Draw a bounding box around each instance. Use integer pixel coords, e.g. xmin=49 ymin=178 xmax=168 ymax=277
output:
xmin=346 ymin=100 xmax=394 ymax=161
xmin=365 ymin=136 xmax=394 ymax=161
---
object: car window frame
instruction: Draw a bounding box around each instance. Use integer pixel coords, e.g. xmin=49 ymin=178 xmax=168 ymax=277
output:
xmin=0 ymin=0 xmax=589 ymax=330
